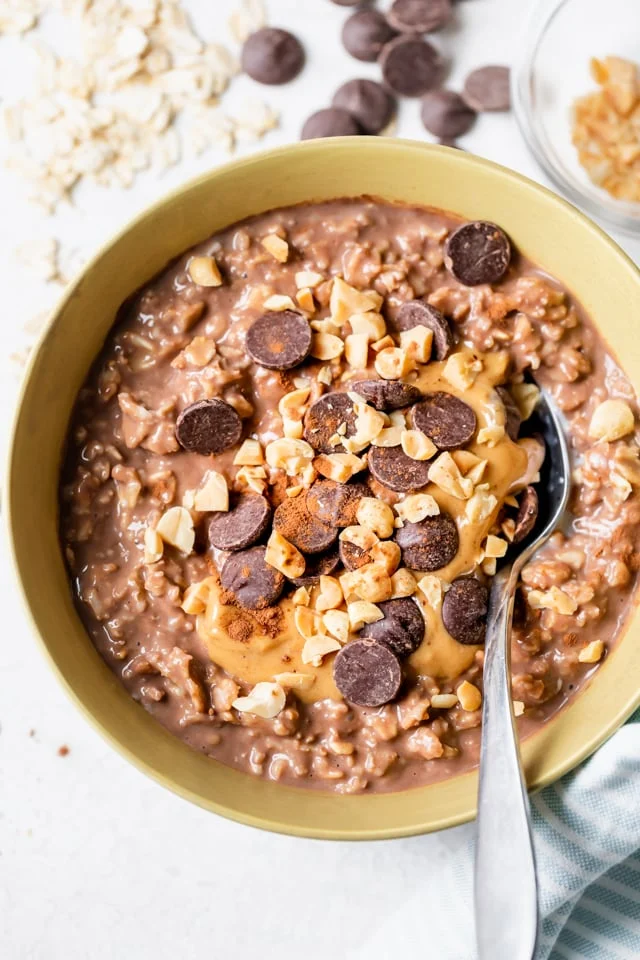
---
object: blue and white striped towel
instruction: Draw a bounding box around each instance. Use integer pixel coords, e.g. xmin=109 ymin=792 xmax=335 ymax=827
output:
xmin=425 ymin=711 xmax=640 ymax=959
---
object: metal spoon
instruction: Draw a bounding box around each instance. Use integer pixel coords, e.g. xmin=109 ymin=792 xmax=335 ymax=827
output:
xmin=475 ymin=387 xmax=571 ymax=960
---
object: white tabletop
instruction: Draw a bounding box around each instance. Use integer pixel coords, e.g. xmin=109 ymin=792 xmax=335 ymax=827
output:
xmin=1 ymin=2 xmax=637 ymax=957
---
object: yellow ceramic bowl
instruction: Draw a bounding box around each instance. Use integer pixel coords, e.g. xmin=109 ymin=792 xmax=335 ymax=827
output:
xmin=7 ymin=139 xmax=640 ymax=839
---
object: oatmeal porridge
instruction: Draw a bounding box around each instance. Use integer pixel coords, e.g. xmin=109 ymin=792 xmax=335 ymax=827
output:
xmin=60 ymin=199 xmax=640 ymax=794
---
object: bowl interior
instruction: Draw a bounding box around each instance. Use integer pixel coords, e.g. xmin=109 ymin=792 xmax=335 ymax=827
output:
xmin=7 ymin=138 xmax=640 ymax=839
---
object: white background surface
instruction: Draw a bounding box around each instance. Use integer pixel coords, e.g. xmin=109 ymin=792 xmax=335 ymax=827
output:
xmin=1 ymin=2 xmax=638 ymax=958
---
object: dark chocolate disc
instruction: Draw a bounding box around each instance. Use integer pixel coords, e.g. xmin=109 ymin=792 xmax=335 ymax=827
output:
xmin=332 ymin=78 xmax=396 ymax=134
xmin=394 ymin=299 xmax=454 ymax=360
xmin=341 ymin=10 xmax=397 ymax=63
xmin=246 ymin=311 xmax=312 ymax=370
xmin=442 ymin=576 xmax=488 ymax=644
xmin=290 ymin=549 xmax=340 ymax=587
xmin=361 ymin=598 xmax=425 ymax=658
xmin=208 ymin=494 xmax=271 ymax=551
xmin=333 ymin=638 xmax=403 ymax=707
xmin=496 ymin=386 xmax=521 ymax=442
xmin=220 ymin=546 xmax=285 ymax=610
xmin=513 ymin=485 xmax=539 ymax=543
xmin=463 ymin=65 xmax=510 ymax=112
xmin=368 ymin=445 xmax=432 ymax=492
xmin=351 ymin=379 xmax=422 ymax=411
xmin=303 ymin=392 xmax=357 ymax=454
xmin=306 ymin=480 xmax=368 ymax=527
xmin=301 ymin=107 xmax=362 ymax=140
xmin=387 ymin=0 xmax=452 ymax=33
xmin=274 ymin=494 xmax=339 ymax=555
xmin=394 ymin=513 xmax=459 ymax=571
xmin=175 ymin=399 xmax=242 ymax=456
xmin=421 ymin=90 xmax=476 ymax=138
xmin=241 ymin=28 xmax=305 ymax=85
xmin=444 ymin=221 xmax=512 ymax=287
xmin=380 ymin=36 xmax=441 ymax=97
xmin=411 ymin=392 xmax=477 ymax=450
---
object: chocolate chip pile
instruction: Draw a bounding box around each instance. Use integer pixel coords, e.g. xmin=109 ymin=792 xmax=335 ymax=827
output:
xmin=172 ymin=218 xmax=541 ymax=709
xmin=240 ymin=1 xmax=511 ymax=148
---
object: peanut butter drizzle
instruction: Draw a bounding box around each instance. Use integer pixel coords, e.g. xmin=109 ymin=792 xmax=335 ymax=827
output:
xmin=198 ymin=347 xmax=528 ymax=703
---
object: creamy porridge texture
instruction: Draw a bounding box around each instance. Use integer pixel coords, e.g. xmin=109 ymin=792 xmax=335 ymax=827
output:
xmin=61 ymin=199 xmax=640 ymax=793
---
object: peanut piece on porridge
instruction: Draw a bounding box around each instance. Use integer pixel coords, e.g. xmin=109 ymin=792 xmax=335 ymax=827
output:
xmin=181 ymin=578 xmax=214 ymax=615
xmin=417 ymin=574 xmax=446 ymax=608
xmin=188 ymin=255 xmax=222 ymax=287
xmin=527 ymin=586 xmax=578 ymax=616
xmin=401 ymin=429 xmax=437 ymax=461
xmin=295 ymin=270 xmax=324 ymax=289
xmin=294 ymin=606 xmax=322 ymax=639
xmin=311 ymin=332 xmax=345 ymax=361
xmin=302 ymin=635 xmax=341 ymax=667
xmin=344 ymin=562 xmax=393 ymax=603
xmin=265 ymin=530 xmax=306 ymax=579
xmin=347 ymin=601 xmax=384 ymax=631
xmin=292 ymin=586 xmax=311 ymax=606
xmin=578 ymin=639 xmax=605 ymax=663
xmin=588 ymin=399 xmax=635 ymax=442
xmin=374 ymin=347 xmax=413 ymax=380
xmin=443 ymin=352 xmax=483 ymax=391
xmin=390 ymin=568 xmax=417 ymax=598
xmin=322 ymin=609 xmax=350 ymax=643
xmin=370 ymin=540 xmax=401 ymax=575
xmin=193 ymin=471 xmax=228 ymax=512
xmin=273 ymin=672 xmax=315 ymax=692
xmin=511 ymin=382 xmax=540 ymax=420
xmin=465 ymin=486 xmax=498 ymax=523
xmin=349 ymin=312 xmax=386 ymax=341
xmin=314 ymin=452 xmax=365 ymax=482
xmin=395 ymin=493 xmax=440 ymax=524
xmin=356 ymin=498 xmax=395 ymax=539
xmin=233 ymin=439 xmax=263 ymax=466
xmin=264 ymin=294 xmax=297 ymax=312
xmin=143 ymin=527 xmax=164 ymax=564
xmin=513 ymin=700 xmax=526 ymax=717
xmin=232 ymin=682 xmax=286 ymax=719
xmin=457 ymin=680 xmax=482 ymax=712
xmin=431 ymin=693 xmax=459 ymax=709
xmin=330 ymin=277 xmax=383 ymax=325
xmin=260 ymin=234 xmax=289 ymax=263
xmin=429 ymin=452 xmax=474 ymax=500
xmin=297 ymin=288 xmax=316 ymax=313
xmin=155 ymin=506 xmax=195 ymax=554
xmin=265 ymin=438 xmax=315 ymax=472
xmin=345 ymin=333 xmax=370 ymax=369
xmin=484 ymin=534 xmax=508 ymax=559
xmin=315 ymin=575 xmax=344 ymax=612
xmin=340 ymin=525 xmax=379 ymax=551
xmin=279 ymin=387 xmax=311 ymax=420
xmin=477 ymin=424 xmax=506 ymax=447
xmin=399 ymin=326 xmax=433 ymax=364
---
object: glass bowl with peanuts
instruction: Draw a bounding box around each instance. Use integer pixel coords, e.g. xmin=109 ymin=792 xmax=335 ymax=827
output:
xmin=513 ymin=0 xmax=640 ymax=236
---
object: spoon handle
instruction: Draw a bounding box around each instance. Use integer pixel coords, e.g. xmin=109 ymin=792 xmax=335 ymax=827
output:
xmin=475 ymin=564 xmax=539 ymax=960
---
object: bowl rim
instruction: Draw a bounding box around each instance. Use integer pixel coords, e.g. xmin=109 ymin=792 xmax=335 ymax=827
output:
xmin=6 ymin=136 xmax=640 ymax=840
xmin=511 ymin=0 xmax=640 ymax=237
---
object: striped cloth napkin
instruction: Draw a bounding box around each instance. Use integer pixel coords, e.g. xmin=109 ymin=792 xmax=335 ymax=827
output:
xmin=433 ymin=710 xmax=640 ymax=959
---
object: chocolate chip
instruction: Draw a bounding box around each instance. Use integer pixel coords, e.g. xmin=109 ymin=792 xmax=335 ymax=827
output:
xmin=175 ymin=399 xmax=242 ymax=456
xmin=339 ymin=537 xmax=373 ymax=571
xmin=442 ymin=576 xmax=488 ymax=644
xmin=368 ymin=445 xmax=432 ymax=492
xmin=208 ymin=493 xmax=271 ymax=552
xmin=274 ymin=495 xmax=339 ymax=554
xmin=342 ymin=10 xmax=397 ymax=62
xmin=241 ymin=28 xmax=305 ymax=85
xmin=513 ymin=485 xmax=538 ymax=543
xmin=387 ymin=0 xmax=452 ymax=34
xmin=496 ymin=386 xmax=521 ymax=441
xmin=333 ymin=638 xmax=402 ymax=707
xmin=394 ymin=513 xmax=459 ymax=570
xmin=303 ymin=392 xmax=357 ymax=454
xmin=411 ymin=392 xmax=477 ymax=450
xmin=246 ymin=310 xmax=312 ymax=370
xmin=291 ymin=549 xmax=340 ymax=587
xmin=380 ymin=36 xmax=441 ymax=97
xmin=394 ymin=299 xmax=454 ymax=360
xmin=301 ymin=107 xmax=362 ymax=140
xmin=463 ymin=65 xmax=510 ymax=112
xmin=361 ymin=598 xmax=425 ymax=657
xmin=421 ymin=90 xmax=476 ymax=138
xmin=444 ymin=220 xmax=512 ymax=286
xmin=307 ymin=480 xmax=368 ymax=526
xmin=332 ymin=79 xmax=396 ymax=134
xmin=351 ymin=379 xmax=422 ymax=411
xmin=220 ymin=546 xmax=285 ymax=610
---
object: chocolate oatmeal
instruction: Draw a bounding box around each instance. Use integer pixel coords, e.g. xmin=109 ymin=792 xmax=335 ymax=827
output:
xmin=60 ymin=199 xmax=640 ymax=794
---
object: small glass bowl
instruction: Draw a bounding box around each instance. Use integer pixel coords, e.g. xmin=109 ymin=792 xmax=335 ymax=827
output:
xmin=512 ymin=0 xmax=640 ymax=236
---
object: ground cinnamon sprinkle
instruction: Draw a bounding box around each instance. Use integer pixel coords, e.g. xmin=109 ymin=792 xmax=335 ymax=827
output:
xmin=227 ymin=618 xmax=254 ymax=643
xmin=219 ymin=588 xmax=284 ymax=640
xmin=274 ymin=491 xmax=316 ymax=542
